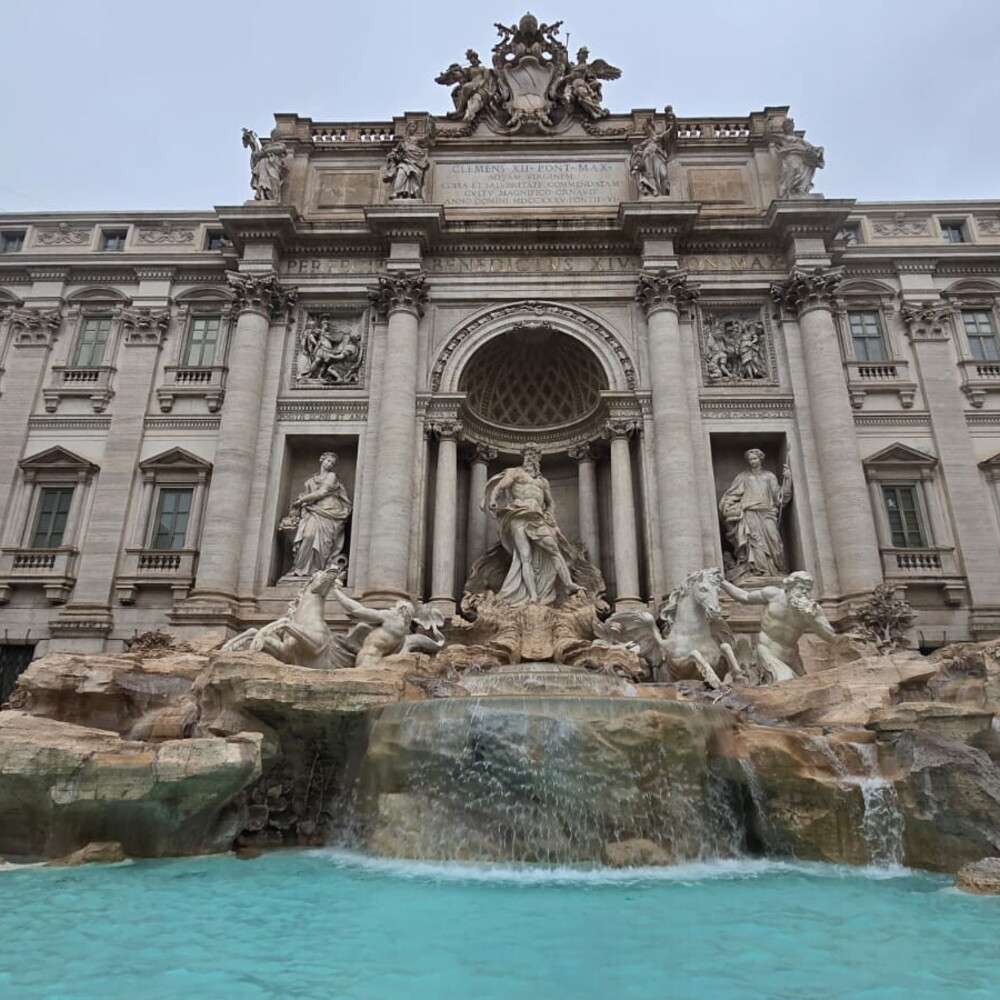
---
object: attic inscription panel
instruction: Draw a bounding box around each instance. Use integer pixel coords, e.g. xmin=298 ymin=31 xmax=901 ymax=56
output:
xmin=434 ymin=160 xmax=630 ymax=207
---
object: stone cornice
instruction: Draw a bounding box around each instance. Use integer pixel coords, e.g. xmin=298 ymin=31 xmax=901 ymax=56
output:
xmin=364 ymin=205 xmax=444 ymax=246
xmin=618 ymin=202 xmax=701 ymax=243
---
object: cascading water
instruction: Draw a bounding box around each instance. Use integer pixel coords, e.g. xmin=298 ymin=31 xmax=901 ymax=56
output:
xmin=345 ymin=663 xmax=744 ymax=864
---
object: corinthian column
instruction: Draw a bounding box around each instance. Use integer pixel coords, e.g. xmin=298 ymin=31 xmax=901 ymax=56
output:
xmin=771 ymin=266 xmax=881 ymax=596
xmin=428 ymin=419 xmax=462 ymax=611
xmin=191 ymin=272 xmax=296 ymax=604
xmin=365 ymin=272 xmax=427 ymax=601
xmin=606 ymin=419 xmax=642 ymax=606
xmin=636 ymin=269 xmax=703 ymax=591
xmin=568 ymin=442 xmax=600 ymax=567
xmin=466 ymin=443 xmax=496 ymax=571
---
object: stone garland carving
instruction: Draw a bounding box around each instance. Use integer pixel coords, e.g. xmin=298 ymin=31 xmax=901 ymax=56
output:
xmin=295 ymin=314 xmax=364 ymax=385
xmin=767 ymin=118 xmax=824 ymax=198
xmin=136 ymin=222 xmax=195 ymax=245
xmin=629 ymin=112 xmax=675 ymax=198
xmin=700 ymin=311 xmax=771 ymax=384
xmin=382 ymin=121 xmax=435 ymax=200
xmin=769 ymin=266 xmax=843 ymax=315
xmin=241 ymin=128 xmax=289 ymax=202
xmin=719 ymin=448 xmax=792 ymax=582
xmin=226 ymin=270 xmax=298 ymax=318
xmin=435 ymin=14 xmax=620 ymax=133
xmin=121 ymin=306 xmax=171 ymax=345
xmin=36 ymin=222 xmax=89 ymax=246
xmin=368 ymin=272 xmax=429 ymax=319
xmin=871 ymin=212 xmax=929 ymax=238
xmin=635 ymin=269 xmax=699 ymax=315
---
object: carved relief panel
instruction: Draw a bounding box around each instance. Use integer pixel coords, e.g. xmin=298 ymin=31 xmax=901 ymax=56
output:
xmin=290 ymin=306 xmax=368 ymax=389
xmin=696 ymin=303 xmax=778 ymax=387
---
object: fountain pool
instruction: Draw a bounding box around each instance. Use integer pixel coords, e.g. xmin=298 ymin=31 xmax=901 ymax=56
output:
xmin=3 ymin=850 xmax=1000 ymax=999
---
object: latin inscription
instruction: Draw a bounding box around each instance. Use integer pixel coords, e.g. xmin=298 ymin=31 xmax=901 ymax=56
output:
xmin=433 ymin=160 xmax=630 ymax=207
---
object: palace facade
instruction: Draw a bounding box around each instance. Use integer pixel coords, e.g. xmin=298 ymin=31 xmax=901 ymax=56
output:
xmin=2 ymin=17 xmax=1000 ymax=673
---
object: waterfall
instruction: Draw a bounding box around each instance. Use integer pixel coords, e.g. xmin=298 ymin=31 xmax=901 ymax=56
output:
xmin=737 ymin=755 xmax=780 ymax=853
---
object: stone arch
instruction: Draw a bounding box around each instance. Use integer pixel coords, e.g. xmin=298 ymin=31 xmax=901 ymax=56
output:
xmin=65 ymin=286 xmax=131 ymax=303
xmin=431 ymin=300 xmax=636 ymax=394
xmin=174 ymin=286 xmax=236 ymax=304
xmin=839 ymin=277 xmax=896 ymax=296
xmin=942 ymin=277 xmax=1000 ymax=297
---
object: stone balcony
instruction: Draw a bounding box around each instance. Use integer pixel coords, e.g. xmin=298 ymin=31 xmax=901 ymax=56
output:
xmin=880 ymin=546 xmax=966 ymax=605
xmin=958 ymin=358 xmax=1000 ymax=408
xmin=0 ymin=546 xmax=78 ymax=604
xmin=844 ymin=359 xmax=916 ymax=409
xmin=156 ymin=365 xmax=226 ymax=413
xmin=115 ymin=547 xmax=199 ymax=604
xmin=42 ymin=365 xmax=114 ymax=413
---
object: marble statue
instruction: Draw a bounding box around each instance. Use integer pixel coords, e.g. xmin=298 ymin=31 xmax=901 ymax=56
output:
xmin=556 ymin=46 xmax=621 ymax=120
xmin=768 ymin=118 xmax=824 ymax=198
xmin=719 ymin=449 xmax=791 ymax=581
xmin=298 ymin=317 xmax=362 ymax=384
xmin=283 ymin=453 xmax=352 ymax=577
xmin=465 ymin=447 xmax=601 ymax=607
xmin=221 ymin=569 xmax=337 ymax=670
xmin=594 ymin=567 xmax=744 ymax=690
xmin=436 ymin=49 xmax=498 ymax=122
xmin=241 ymin=128 xmax=288 ymax=202
xmin=382 ymin=121 xmax=434 ymax=200
xmin=721 ymin=572 xmax=835 ymax=683
xmin=629 ymin=113 xmax=674 ymax=197
xmin=327 ymin=584 xmax=445 ymax=669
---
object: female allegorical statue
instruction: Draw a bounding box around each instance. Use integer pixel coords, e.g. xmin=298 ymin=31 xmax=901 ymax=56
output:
xmin=286 ymin=452 xmax=352 ymax=577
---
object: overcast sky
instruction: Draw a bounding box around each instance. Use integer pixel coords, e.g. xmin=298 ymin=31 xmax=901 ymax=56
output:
xmin=2 ymin=0 xmax=999 ymax=212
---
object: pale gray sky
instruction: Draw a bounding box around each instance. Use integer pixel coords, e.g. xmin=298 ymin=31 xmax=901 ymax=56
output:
xmin=2 ymin=0 xmax=999 ymax=211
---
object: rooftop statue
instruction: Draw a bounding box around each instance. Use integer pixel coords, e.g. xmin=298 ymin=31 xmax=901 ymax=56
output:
xmin=768 ymin=117 xmax=825 ymax=198
xmin=241 ymin=127 xmax=288 ymax=202
xmin=463 ymin=447 xmax=603 ymax=607
xmin=382 ymin=121 xmax=435 ymax=200
xmin=629 ymin=111 xmax=675 ymax=197
xmin=435 ymin=13 xmax=621 ymax=132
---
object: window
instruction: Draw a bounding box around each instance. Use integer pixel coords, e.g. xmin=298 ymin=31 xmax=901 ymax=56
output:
xmin=150 ymin=487 xmax=193 ymax=550
xmin=183 ymin=315 xmax=221 ymax=366
xmin=847 ymin=310 xmax=887 ymax=362
xmin=962 ymin=309 xmax=1000 ymax=361
xmin=205 ymin=231 xmax=229 ymax=251
xmin=74 ymin=316 xmax=112 ymax=366
xmin=941 ymin=221 xmax=966 ymax=244
xmin=100 ymin=229 xmax=128 ymax=251
xmin=881 ymin=485 xmax=927 ymax=548
xmin=1 ymin=230 xmax=25 ymax=252
xmin=29 ymin=487 xmax=74 ymax=548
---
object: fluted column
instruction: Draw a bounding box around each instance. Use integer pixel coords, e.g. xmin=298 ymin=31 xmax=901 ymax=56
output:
xmin=365 ymin=272 xmax=427 ymax=600
xmin=192 ymin=272 xmax=296 ymax=603
xmin=771 ymin=267 xmax=881 ymax=596
xmin=466 ymin=443 xmax=496 ymax=571
xmin=569 ymin=442 xmax=600 ymax=567
xmin=429 ymin=419 xmax=462 ymax=610
xmin=636 ymin=269 xmax=703 ymax=590
xmin=606 ymin=419 xmax=642 ymax=606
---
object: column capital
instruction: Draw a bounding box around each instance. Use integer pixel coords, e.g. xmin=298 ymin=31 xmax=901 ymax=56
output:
xmin=120 ymin=306 xmax=171 ymax=346
xmin=226 ymin=270 xmax=297 ymax=319
xmin=467 ymin=442 xmax=498 ymax=464
xmin=635 ymin=268 xmax=699 ymax=317
xmin=899 ymin=299 xmax=954 ymax=342
xmin=568 ymin=442 xmax=599 ymax=463
xmin=426 ymin=418 xmax=463 ymax=441
xmin=369 ymin=271 xmax=428 ymax=319
xmin=604 ymin=418 xmax=641 ymax=440
xmin=8 ymin=306 xmax=62 ymax=347
xmin=770 ymin=265 xmax=843 ymax=316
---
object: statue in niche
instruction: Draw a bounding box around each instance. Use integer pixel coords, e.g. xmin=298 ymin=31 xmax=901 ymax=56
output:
xmin=436 ymin=49 xmax=499 ymax=122
xmin=719 ymin=449 xmax=792 ymax=581
xmin=629 ymin=111 xmax=675 ymax=197
xmin=556 ymin=46 xmax=621 ymax=120
xmin=721 ymin=572 xmax=836 ymax=683
xmin=282 ymin=453 xmax=352 ymax=578
xmin=382 ymin=121 xmax=435 ymax=200
xmin=703 ymin=316 xmax=768 ymax=383
xmin=464 ymin=447 xmax=602 ymax=607
xmin=241 ymin=128 xmax=288 ymax=202
xmin=298 ymin=316 xmax=362 ymax=384
xmin=768 ymin=118 xmax=825 ymax=198
xmin=326 ymin=583 xmax=445 ymax=669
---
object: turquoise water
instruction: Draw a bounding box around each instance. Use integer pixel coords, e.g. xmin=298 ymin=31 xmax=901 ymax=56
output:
xmin=2 ymin=850 xmax=999 ymax=999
